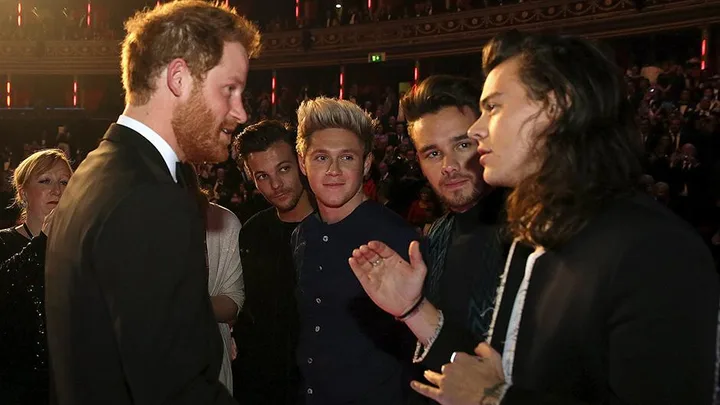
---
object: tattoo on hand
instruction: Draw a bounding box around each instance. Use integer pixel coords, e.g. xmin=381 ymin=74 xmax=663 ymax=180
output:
xmin=479 ymin=382 xmax=505 ymax=405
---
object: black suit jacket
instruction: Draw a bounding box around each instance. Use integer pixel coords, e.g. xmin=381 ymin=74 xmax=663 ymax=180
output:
xmin=45 ymin=124 xmax=234 ymax=404
xmin=427 ymin=194 xmax=718 ymax=404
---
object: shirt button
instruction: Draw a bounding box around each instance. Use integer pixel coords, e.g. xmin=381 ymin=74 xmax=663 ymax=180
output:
xmin=318 ymin=265 xmax=323 ymax=271
xmin=308 ymin=357 xmax=313 ymax=364
xmin=314 ymin=325 xmax=321 ymax=332
xmin=307 ymin=388 xmax=314 ymax=395
xmin=315 ymin=298 xmax=322 ymax=304
xmin=322 ymin=235 xmax=328 ymax=242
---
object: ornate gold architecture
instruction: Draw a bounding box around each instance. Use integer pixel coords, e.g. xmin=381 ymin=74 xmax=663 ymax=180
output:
xmin=0 ymin=0 xmax=718 ymax=74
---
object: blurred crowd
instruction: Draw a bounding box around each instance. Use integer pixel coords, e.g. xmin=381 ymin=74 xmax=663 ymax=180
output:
xmin=2 ymin=59 xmax=720 ymax=254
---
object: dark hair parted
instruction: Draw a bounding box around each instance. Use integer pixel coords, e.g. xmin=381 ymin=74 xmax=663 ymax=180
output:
xmin=234 ymin=120 xmax=297 ymax=163
xmin=484 ymin=30 xmax=643 ymax=249
xmin=400 ymin=75 xmax=482 ymax=132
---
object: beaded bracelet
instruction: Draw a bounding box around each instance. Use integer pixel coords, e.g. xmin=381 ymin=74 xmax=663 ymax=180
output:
xmin=412 ymin=310 xmax=444 ymax=364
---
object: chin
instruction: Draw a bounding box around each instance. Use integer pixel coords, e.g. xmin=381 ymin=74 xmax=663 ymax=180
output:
xmin=317 ymin=195 xmax=351 ymax=209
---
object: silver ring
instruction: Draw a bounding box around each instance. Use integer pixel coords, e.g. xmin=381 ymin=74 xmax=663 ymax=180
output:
xmin=371 ymin=258 xmax=383 ymax=266
xmin=450 ymin=352 xmax=457 ymax=363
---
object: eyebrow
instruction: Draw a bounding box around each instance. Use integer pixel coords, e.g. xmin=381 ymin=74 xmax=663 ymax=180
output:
xmin=480 ymin=91 xmax=503 ymax=110
xmin=418 ymin=134 xmax=471 ymax=154
xmin=228 ymin=75 xmax=246 ymax=87
xmin=311 ymin=148 xmax=360 ymax=155
xmin=276 ymin=160 xmax=292 ymax=167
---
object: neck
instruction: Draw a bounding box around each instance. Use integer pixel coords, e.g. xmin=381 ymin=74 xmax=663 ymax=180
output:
xmin=277 ymin=190 xmax=314 ymax=223
xmin=450 ymin=200 xmax=480 ymax=214
xmin=318 ymin=189 xmax=367 ymax=224
xmin=449 ymin=186 xmax=493 ymax=214
xmin=123 ymin=103 xmax=185 ymax=161
xmin=23 ymin=213 xmax=43 ymax=237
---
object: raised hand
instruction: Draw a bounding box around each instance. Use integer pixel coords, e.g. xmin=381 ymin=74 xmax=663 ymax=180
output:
xmin=348 ymin=240 xmax=426 ymax=317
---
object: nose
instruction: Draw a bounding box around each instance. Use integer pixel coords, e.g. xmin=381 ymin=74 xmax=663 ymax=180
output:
xmin=326 ymin=159 xmax=341 ymax=176
xmin=441 ymin=154 xmax=459 ymax=176
xmin=270 ymin=176 xmax=284 ymax=191
xmin=51 ymin=181 xmax=62 ymax=195
xmin=468 ymin=114 xmax=488 ymax=144
xmin=229 ymin=95 xmax=248 ymax=125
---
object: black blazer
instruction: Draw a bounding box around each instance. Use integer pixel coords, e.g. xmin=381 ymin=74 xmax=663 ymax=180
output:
xmin=427 ymin=194 xmax=719 ymax=404
xmin=45 ymin=124 xmax=234 ymax=404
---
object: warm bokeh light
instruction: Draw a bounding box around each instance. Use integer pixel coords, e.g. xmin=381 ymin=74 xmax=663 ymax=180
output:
xmin=73 ymin=80 xmax=78 ymax=107
xmin=5 ymin=80 xmax=11 ymax=108
xmin=271 ymin=75 xmax=276 ymax=105
xmin=339 ymin=70 xmax=344 ymax=100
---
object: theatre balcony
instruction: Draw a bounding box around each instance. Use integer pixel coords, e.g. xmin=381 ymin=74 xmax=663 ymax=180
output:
xmin=0 ymin=0 xmax=718 ymax=74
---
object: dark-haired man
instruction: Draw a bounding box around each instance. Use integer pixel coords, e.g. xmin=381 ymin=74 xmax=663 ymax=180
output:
xmin=232 ymin=120 xmax=314 ymax=405
xmin=392 ymin=75 xmax=508 ymax=372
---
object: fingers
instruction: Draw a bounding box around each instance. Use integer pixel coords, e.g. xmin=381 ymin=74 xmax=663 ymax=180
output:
xmin=475 ymin=342 xmax=504 ymax=377
xmin=348 ymin=257 xmax=370 ymax=281
xmin=449 ymin=351 xmax=474 ymax=364
xmin=474 ymin=342 xmax=494 ymax=358
xmin=423 ymin=369 xmax=442 ymax=385
xmin=350 ymin=248 xmax=371 ymax=267
xmin=359 ymin=245 xmax=383 ymax=266
xmin=408 ymin=241 xmax=427 ymax=275
xmin=410 ymin=380 xmax=442 ymax=403
xmin=366 ymin=240 xmax=397 ymax=259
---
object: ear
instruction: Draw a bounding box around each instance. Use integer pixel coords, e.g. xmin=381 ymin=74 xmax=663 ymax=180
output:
xmin=546 ymin=90 xmax=570 ymax=118
xmin=298 ymin=154 xmax=308 ymax=176
xmin=363 ymin=152 xmax=374 ymax=177
xmin=166 ymin=58 xmax=193 ymax=99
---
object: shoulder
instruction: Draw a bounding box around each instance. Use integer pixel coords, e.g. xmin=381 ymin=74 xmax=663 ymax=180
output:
xmin=102 ymin=184 xmax=197 ymax=236
xmin=241 ymin=207 xmax=276 ymax=233
xmin=208 ymin=203 xmax=242 ymax=232
xmin=0 ymin=227 xmax=18 ymax=240
xmin=570 ymin=194 xmax=713 ymax=274
xmin=368 ymin=201 xmax=418 ymax=237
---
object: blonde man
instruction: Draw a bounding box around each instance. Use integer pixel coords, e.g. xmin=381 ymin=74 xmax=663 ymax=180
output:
xmin=291 ymin=97 xmax=420 ymax=405
xmin=45 ymin=1 xmax=259 ymax=404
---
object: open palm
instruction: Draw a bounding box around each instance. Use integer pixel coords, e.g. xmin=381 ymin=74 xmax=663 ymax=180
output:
xmin=348 ymin=240 xmax=427 ymax=317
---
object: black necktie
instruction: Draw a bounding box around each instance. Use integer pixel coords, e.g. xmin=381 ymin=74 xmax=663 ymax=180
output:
xmin=175 ymin=162 xmax=189 ymax=188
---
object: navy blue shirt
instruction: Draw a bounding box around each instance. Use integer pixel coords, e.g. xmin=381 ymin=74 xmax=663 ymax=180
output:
xmin=291 ymin=200 xmax=419 ymax=405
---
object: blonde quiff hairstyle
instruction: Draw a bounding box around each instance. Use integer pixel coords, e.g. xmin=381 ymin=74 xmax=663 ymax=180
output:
xmin=121 ymin=0 xmax=261 ymax=106
xmin=12 ymin=149 xmax=73 ymax=220
xmin=296 ymin=97 xmax=375 ymax=157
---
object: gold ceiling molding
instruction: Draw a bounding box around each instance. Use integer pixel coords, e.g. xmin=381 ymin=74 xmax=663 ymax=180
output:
xmin=0 ymin=0 xmax=719 ymax=74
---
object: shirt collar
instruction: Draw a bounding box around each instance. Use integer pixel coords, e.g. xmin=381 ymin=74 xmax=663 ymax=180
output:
xmin=117 ymin=115 xmax=179 ymax=182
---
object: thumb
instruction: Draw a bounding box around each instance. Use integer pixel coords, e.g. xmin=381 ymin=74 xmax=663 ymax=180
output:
xmin=408 ymin=241 xmax=427 ymax=277
xmin=474 ymin=342 xmax=493 ymax=358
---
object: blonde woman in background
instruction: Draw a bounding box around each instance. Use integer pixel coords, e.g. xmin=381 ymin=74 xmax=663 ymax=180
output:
xmin=0 ymin=149 xmax=73 ymax=404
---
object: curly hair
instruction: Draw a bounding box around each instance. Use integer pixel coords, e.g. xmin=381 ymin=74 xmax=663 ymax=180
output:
xmin=483 ymin=30 xmax=643 ymax=249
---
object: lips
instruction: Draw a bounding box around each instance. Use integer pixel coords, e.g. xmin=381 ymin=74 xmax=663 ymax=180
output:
xmin=441 ymin=178 xmax=470 ymax=189
xmin=477 ymin=148 xmax=492 ymax=165
xmin=323 ymin=183 xmax=345 ymax=188
xmin=273 ymin=192 xmax=291 ymax=200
